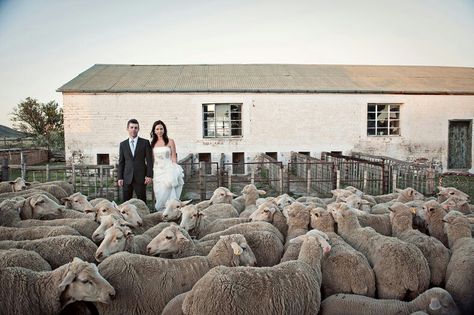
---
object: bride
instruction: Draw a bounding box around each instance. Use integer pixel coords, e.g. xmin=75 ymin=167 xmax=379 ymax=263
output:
xmin=150 ymin=120 xmax=184 ymax=211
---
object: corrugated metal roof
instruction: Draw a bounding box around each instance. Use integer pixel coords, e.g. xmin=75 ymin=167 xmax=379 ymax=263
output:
xmin=57 ymin=64 xmax=474 ymax=95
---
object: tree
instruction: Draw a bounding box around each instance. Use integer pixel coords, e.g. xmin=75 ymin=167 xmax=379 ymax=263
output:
xmin=10 ymin=97 xmax=64 ymax=149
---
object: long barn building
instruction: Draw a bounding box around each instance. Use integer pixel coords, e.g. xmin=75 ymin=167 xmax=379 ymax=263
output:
xmin=58 ymin=64 xmax=474 ymax=172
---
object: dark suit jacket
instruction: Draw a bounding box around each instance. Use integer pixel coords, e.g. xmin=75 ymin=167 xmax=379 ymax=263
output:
xmin=118 ymin=137 xmax=153 ymax=185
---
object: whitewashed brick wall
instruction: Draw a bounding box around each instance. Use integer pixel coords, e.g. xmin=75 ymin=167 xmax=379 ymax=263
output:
xmin=62 ymin=93 xmax=474 ymax=171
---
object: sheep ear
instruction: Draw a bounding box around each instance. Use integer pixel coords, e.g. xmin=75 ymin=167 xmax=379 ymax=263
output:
xmin=227 ymin=191 xmax=237 ymax=197
xmin=30 ymin=196 xmax=44 ymax=208
xmin=289 ymin=235 xmax=306 ymax=244
xmin=410 ymin=207 xmax=417 ymax=214
xmin=230 ymin=242 xmax=242 ymax=256
xmin=182 ymin=200 xmax=192 ymax=206
xmin=429 ymin=297 xmax=441 ymax=311
xmin=257 ymin=190 xmax=266 ymax=195
xmin=9 ymin=181 xmax=15 ymax=185
xmin=176 ymin=230 xmax=189 ymax=242
xmin=437 ymin=186 xmax=445 ymax=193
xmin=112 ymin=201 xmax=119 ymax=209
xmin=84 ymin=208 xmax=97 ymax=214
xmin=14 ymin=199 xmax=26 ymax=210
xmin=408 ymin=189 xmax=414 ymax=196
xmin=61 ymin=197 xmax=71 ymax=203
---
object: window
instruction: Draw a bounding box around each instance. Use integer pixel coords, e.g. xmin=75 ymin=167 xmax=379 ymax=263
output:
xmin=97 ymin=154 xmax=109 ymax=165
xmin=232 ymin=152 xmax=245 ymax=174
xmin=198 ymin=153 xmax=212 ymax=174
xmin=265 ymin=152 xmax=278 ymax=160
xmin=203 ymin=103 xmax=242 ymax=138
xmin=367 ymin=104 xmax=400 ymax=136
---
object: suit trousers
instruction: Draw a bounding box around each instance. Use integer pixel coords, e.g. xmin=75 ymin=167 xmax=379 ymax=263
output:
xmin=122 ymin=176 xmax=147 ymax=203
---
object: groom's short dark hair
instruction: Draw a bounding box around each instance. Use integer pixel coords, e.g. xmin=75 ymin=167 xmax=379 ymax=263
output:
xmin=127 ymin=119 xmax=139 ymax=127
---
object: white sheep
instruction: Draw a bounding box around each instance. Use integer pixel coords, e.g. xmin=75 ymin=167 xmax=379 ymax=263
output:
xmin=209 ymin=186 xmax=244 ymax=212
xmin=30 ymin=180 xmax=74 ymax=195
xmin=0 ymin=225 xmax=81 ymax=241
xmin=119 ymin=198 xmax=151 ymax=217
xmin=0 ymin=248 xmax=52 ymax=271
xmin=0 ymin=177 xmax=30 ymax=193
xmin=61 ymin=192 xmax=94 ymax=212
xmin=437 ymin=186 xmax=470 ymax=203
xmin=162 ymin=292 xmax=187 ymax=315
xmin=96 ymin=234 xmax=256 ymax=315
xmin=423 ymin=200 xmax=449 ymax=247
xmin=320 ymin=287 xmax=460 ymax=315
xmin=162 ymin=199 xmax=192 ymax=221
xmin=0 ymin=235 xmax=98 ymax=269
xmin=443 ymin=211 xmax=474 ymax=314
xmin=182 ymin=229 xmax=331 ymax=315
xmin=0 ymin=257 xmax=115 ymax=314
xmin=179 ymin=204 xmax=239 ymax=238
xmin=389 ymin=202 xmax=450 ymax=287
xmin=330 ymin=202 xmax=430 ymax=300
xmin=249 ymin=200 xmax=288 ymax=238
xmin=280 ymin=202 xmax=311 ymax=262
xmin=440 ymin=196 xmax=472 ymax=214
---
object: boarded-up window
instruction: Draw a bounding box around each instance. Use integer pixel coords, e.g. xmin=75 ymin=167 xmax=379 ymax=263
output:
xmin=203 ymin=104 xmax=242 ymax=138
xmin=448 ymin=120 xmax=472 ymax=169
xmin=367 ymin=104 xmax=401 ymax=136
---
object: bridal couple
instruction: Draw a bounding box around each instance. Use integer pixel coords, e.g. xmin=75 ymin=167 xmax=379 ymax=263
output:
xmin=117 ymin=119 xmax=184 ymax=211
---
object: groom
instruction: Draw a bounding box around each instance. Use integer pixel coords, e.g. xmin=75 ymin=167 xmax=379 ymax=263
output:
xmin=117 ymin=119 xmax=153 ymax=203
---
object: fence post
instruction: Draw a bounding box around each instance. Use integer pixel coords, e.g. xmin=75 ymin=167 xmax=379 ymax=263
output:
xmin=426 ymin=169 xmax=435 ymax=195
xmin=20 ymin=151 xmax=26 ymax=179
xmin=71 ymin=164 xmax=76 ymax=191
xmin=1 ymin=158 xmax=9 ymax=182
xmin=199 ymin=162 xmax=206 ymax=201
xmin=392 ymin=173 xmax=397 ymax=192
xmin=363 ymin=170 xmax=368 ymax=193
xmin=286 ymin=165 xmax=291 ymax=194
xmin=45 ymin=164 xmax=50 ymax=181
xmin=99 ymin=165 xmax=104 ymax=198
xmin=336 ymin=170 xmax=340 ymax=189
xmin=251 ymin=169 xmax=255 ymax=185
xmin=279 ymin=165 xmax=283 ymax=195
xmin=306 ymin=168 xmax=311 ymax=195
xmin=381 ymin=159 xmax=389 ymax=194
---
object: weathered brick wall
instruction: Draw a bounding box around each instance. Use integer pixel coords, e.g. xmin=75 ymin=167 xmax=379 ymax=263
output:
xmin=62 ymin=93 xmax=474 ymax=171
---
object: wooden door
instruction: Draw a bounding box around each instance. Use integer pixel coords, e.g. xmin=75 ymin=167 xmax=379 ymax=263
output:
xmin=448 ymin=120 xmax=472 ymax=169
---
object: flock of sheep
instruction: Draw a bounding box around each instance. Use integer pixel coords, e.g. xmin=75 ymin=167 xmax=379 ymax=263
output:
xmin=0 ymin=176 xmax=473 ymax=315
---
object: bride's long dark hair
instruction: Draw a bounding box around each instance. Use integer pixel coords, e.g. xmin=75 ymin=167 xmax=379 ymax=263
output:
xmin=150 ymin=120 xmax=169 ymax=147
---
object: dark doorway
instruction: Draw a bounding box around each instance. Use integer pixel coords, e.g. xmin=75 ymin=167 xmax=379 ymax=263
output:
xmin=298 ymin=151 xmax=310 ymax=156
xmin=198 ymin=153 xmax=212 ymax=174
xmin=448 ymin=120 xmax=472 ymax=169
xmin=232 ymin=152 xmax=245 ymax=174
xmin=265 ymin=152 xmax=278 ymax=160
xmin=97 ymin=154 xmax=110 ymax=165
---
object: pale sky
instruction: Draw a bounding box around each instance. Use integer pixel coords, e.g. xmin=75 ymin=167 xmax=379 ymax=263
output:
xmin=0 ymin=0 xmax=473 ymax=127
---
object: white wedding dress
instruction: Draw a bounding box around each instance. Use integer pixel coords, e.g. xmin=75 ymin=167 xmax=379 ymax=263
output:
xmin=153 ymin=146 xmax=184 ymax=211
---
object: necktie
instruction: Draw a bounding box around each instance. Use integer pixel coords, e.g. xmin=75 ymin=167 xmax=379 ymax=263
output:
xmin=131 ymin=139 xmax=135 ymax=156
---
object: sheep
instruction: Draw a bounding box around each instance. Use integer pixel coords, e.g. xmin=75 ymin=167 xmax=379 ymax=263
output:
xmin=443 ymin=211 xmax=474 ymax=314
xmin=330 ymin=202 xmax=430 ymax=300
xmin=371 ymin=187 xmax=426 ymax=214
xmin=310 ymin=207 xmax=336 ymax=232
xmin=15 ymin=194 xmax=64 ymax=219
xmin=0 ymin=248 xmax=52 ymax=271
xmin=238 ymin=184 xmax=266 ymax=217
xmin=96 ymin=234 xmax=256 ymax=315
xmin=199 ymin=221 xmax=285 ymax=244
xmin=90 ymin=197 xmax=108 ymax=206
xmin=437 ymin=186 xmax=470 ymax=203
xmin=440 ymin=196 xmax=472 ymax=214
xmin=356 ymin=212 xmax=392 ymax=236
xmin=16 ymin=218 xmax=99 ymax=239
xmin=280 ymin=202 xmax=311 ymax=262
xmin=27 ymin=184 xmax=69 ymax=204
xmin=149 ymin=223 xmax=284 ymax=267
xmin=0 ymin=177 xmax=30 ymax=193
xmin=162 ymin=292 xmax=187 ymax=315
xmin=423 ymin=200 xmax=449 ymax=247
xmin=119 ymin=198 xmax=150 ymax=217
xmin=61 ymin=192 xmax=94 ymax=212
xmin=179 ymin=204 xmax=239 ymax=238
xmin=209 ymin=186 xmax=244 ymax=212
xmin=0 ymin=235 xmax=97 ymax=269
xmin=296 ymin=196 xmax=327 ymax=207
xmin=30 ymin=180 xmax=74 ymax=195
xmin=0 ymin=188 xmax=60 ymax=204
xmin=249 ymin=200 xmax=288 ymax=238
xmin=273 ymin=193 xmax=296 ymax=209
xmin=0 ymin=225 xmax=80 ymax=240
xmin=0 ymin=257 xmax=115 ymax=315
xmin=162 ymin=199 xmax=192 ymax=221
xmin=95 ymin=222 xmax=172 ymax=262
xmin=320 ymin=287 xmax=460 ymax=315
xmin=197 ymin=217 xmax=251 ymax=237
xmin=87 ymin=199 xmax=143 ymax=228
xmin=389 ymin=202 xmax=450 ymax=287
xmin=182 ymin=229 xmax=331 ymax=315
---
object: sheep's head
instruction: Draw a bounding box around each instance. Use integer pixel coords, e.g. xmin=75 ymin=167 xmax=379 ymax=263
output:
xmin=440 ymin=196 xmax=470 ymax=213
xmin=395 ymin=187 xmax=424 ymax=202
xmin=274 ymin=194 xmax=295 ymax=209
xmin=163 ymin=199 xmax=191 ymax=221
xmin=422 ymin=200 xmax=446 ymax=221
xmin=116 ymin=203 xmax=143 ymax=227
xmin=9 ymin=177 xmax=30 ymax=192
xmin=290 ymin=229 xmax=331 ymax=254
xmin=417 ymin=288 xmax=460 ymax=315
xmin=310 ymin=207 xmax=335 ymax=231
xmin=146 ymin=224 xmax=189 ymax=256
xmin=216 ymin=234 xmax=257 ymax=267
xmin=286 ymin=202 xmax=310 ymax=225
xmin=249 ymin=200 xmax=279 ymax=222
xmin=92 ymin=214 xmax=130 ymax=243
xmin=62 ymin=192 xmax=93 ymax=212
xmin=28 ymin=194 xmax=64 ymax=219
xmin=95 ymin=224 xmax=133 ymax=262
xmin=85 ymin=201 xmax=117 ymax=222
xmin=437 ymin=186 xmax=470 ymax=203
xmin=179 ymin=205 xmax=202 ymax=231
xmin=210 ymin=187 xmax=236 ymax=204
xmin=59 ymin=257 xmax=115 ymax=306
xmin=327 ymin=202 xmax=356 ymax=224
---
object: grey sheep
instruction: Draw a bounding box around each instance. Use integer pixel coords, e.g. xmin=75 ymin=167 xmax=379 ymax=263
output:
xmin=199 ymin=220 xmax=285 ymax=243
xmin=0 ymin=235 xmax=98 ymax=268
xmin=280 ymin=202 xmax=310 ymax=262
xmin=249 ymin=200 xmax=288 ymax=238
xmin=0 ymin=225 xmax=80 ymax=240
xmin=30 ymin=180 xmax=74 ymax=195
xmin=0 ymin=177 xmax=30 ymax=193
xmin=443 ymin=211 xmax=474 ymax=314
xmin=389 ymin=202 xmax=450 ymax=287
xmin=423 ymin=200 xmax=449 ymax=247
xmin=27 ymin=184 xmax=69 ymax=204
xmin=0 ymin=188 xmax=60 ymax=204
xmin=95 ymin=222 xmax=171 ymax=261
xmin=320 ymin=287 xmax=460 ymax=315
xmin=198 ymin=217 xmax=251 ymax=237
xmin=162 ymin=292 xmax=187 ymax=315
xmin=0 ymin=257 xmax=115 ymax=315
xmin=440 ymin=196 xmax=472 ymax=214
xmin=182 ymin=229 xmax=331 ymax=315
xmin=96 ymin=234 xmax=256 ymax=315
xmin=330 ymin=202 xmax=430 ymax=300
xmin=119 ymin=198 xmax=151 ymax=217
xmin=161 ymin=226 xmax=283 ymax=267
xmin=0 ymin=248 xmax=52 ymax=271
xmin=437 ymin=186 xmax=470 ymax=203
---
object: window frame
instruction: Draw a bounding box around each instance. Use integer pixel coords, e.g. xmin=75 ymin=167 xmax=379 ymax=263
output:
xmin=202 ymin=103 xmax=243 ymax=138
xmin=367 ymin=103 xmax=401 ymax=137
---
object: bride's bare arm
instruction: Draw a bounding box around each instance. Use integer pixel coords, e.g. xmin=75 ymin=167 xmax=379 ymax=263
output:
xmin=170 ymin=139 xmax=178 ymax=163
